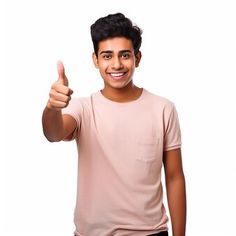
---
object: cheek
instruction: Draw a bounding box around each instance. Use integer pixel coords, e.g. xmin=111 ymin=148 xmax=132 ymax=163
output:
xmin=98 ymin=61 xmax=109 ymax=70
xmin=99 ymin=66 xmax=107 ymax=74
xmin=98 ymin=65 xmax=108 ymax=76
xmin=126 ymin=59 xmax=135 ymax=67
xmin=127 ymin=62 xmax=136 ymax=71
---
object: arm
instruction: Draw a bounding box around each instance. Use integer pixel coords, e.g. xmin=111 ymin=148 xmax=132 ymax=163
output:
xmin=163 ymin=148 xmax=186 ymax=236
xmin=42 ymin=109 xmax=76 ymax=142
xmin=42 ymin=61 xmax=76 ymax=142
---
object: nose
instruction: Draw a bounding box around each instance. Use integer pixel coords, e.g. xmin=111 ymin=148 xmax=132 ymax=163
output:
xmin=111 ymin=56 xmax=123 ymax=70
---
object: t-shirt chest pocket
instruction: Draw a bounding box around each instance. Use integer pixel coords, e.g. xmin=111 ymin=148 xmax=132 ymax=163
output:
xmin=136 ymin=137 xmax=160 ymax=162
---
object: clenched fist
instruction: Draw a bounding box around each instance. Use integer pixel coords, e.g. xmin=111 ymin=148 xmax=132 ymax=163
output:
xmin=47 ymin=61 xmax=73 ymax=110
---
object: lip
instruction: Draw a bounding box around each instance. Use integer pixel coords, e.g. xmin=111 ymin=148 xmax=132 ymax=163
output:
xmin=108 ymin=72 xmax=128 ymax=80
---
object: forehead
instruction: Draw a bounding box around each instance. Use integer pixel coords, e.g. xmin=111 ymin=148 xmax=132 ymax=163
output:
xmin=98 ymin=37 xmax=134 ymax=53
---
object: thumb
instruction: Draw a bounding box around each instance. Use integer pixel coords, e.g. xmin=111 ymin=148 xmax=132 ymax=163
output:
xmin=57 ymin=60 xmax=69 ymax=86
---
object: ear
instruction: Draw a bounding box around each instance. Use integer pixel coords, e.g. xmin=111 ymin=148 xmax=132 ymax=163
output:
xmin=135 ymin=51 xmax=142 ymax=67
xmin=92 ymin=52 xmax=99 ymax=68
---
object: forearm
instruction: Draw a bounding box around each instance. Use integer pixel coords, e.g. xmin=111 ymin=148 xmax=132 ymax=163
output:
xmin=166 ymin=174 xmax=186 ymax=236
xmin=42 ymin=105 xmax=65 ymax=142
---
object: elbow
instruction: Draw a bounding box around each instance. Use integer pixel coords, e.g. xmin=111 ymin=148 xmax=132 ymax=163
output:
xmin=43 ymin=131 xmax=63 ymax=143
xmin=46 ymin=137 xmax=62 ymax=142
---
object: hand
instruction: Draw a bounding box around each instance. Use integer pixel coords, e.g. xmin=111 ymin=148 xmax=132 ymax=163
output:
xmin=47 ymin=61 xmax=73 ymax=110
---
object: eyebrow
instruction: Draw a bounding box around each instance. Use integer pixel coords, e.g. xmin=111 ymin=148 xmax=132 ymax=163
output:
xmin=99 ymin=50 xmax=132 ymax=55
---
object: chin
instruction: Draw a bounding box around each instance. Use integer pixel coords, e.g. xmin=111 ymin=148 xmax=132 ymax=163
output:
xmin=110 ymin=81 xmax=131 ymax=89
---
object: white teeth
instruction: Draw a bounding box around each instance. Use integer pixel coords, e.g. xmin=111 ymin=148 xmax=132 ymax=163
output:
xmin=110 ymin=73 xmax=125 ymax=77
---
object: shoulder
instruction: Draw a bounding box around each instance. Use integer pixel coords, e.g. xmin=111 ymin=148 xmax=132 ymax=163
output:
xmin=143 ymin=89 xmax=176 ymax=111
xmin=69 ymin=92 xmax=96 ymax=106
xmin=66 ymin=91 xmax=102 ymax=114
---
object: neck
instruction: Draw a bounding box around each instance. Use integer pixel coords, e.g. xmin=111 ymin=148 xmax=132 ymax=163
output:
xmin=101 ymin=82 xmax=143 ymax=103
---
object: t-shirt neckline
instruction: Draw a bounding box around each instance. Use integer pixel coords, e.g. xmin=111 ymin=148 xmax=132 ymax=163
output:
xmin=96 ymin=88 xmax=146 ymax=106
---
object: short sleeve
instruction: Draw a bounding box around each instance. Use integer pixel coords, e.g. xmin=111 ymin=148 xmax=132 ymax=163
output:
xmin=61 ymin=98 xmax=83 ymax=140
xmin=163 ymin=104 xmax=182 ymax=151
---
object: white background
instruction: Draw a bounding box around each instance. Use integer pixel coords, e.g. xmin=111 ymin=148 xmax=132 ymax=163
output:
xmin=2 ymin=0 xmax=236 ymax=235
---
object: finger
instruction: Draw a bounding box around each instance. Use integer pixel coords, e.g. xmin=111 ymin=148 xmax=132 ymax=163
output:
xmin=69 ymin=88 xmax=73 ymax=95
xmin=52 ymin=83 xmax=72 ymax=96
xmin=57 ymin=60 xmax=69 ymax=86
xmin=49 ymin=90 xmax=72 ymax=103
xmin=48 ymin=99 xmax=69 ymax=109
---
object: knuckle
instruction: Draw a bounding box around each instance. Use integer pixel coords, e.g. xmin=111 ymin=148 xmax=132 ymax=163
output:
xmin=49 ymin=90 xmax=54 ymax=97
xmin=65 ymin=94 xmax=71 ymax=101
xmin=65 ymin=87 xmax=70 ymax=95
xmin=49 ymin=98 xmax=54 ymax=104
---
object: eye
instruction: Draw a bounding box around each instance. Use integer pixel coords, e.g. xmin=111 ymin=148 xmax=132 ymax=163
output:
xmin=122 ymin=53 xmax=130 ymax=59
xmin=102 ymin=54 xmax=112 ymax=60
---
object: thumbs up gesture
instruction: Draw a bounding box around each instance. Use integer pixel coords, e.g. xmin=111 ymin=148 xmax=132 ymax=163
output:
xmin=47 ymin=61 xmax=73 ymax=110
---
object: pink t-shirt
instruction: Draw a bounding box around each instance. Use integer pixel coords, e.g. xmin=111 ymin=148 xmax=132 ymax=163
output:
xmin=62 ymin=88 xmax=181 ymax=236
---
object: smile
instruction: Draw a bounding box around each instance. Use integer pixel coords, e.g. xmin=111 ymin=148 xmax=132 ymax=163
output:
xmin=108 ymin=72 xmax=127 ymax=80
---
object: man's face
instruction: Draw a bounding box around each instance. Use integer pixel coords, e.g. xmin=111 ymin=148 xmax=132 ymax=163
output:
xmin=93 ymin=37 xmax=141 ymax=90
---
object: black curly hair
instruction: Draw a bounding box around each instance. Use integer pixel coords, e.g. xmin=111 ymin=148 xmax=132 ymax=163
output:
xmin=90 ymin=13 xmax=142 ymax=57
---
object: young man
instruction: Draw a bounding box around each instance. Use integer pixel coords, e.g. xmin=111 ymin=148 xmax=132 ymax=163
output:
xmin=42 ymin=13 xmax=186 ymax=236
